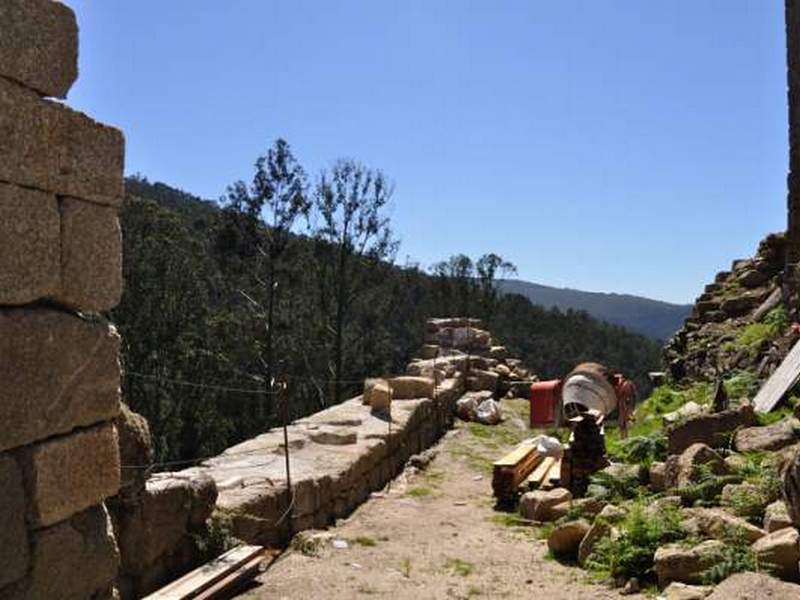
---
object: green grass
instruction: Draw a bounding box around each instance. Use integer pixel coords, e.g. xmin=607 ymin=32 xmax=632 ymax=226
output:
xmin=445 ymin=558 xmax=476 ymax=577
xmin=407 ymin=485 xmax=434 ymax=498
xmin=354 ymin=536 xmax=378 ymax=547
xmin=401 ymin=558 xmax=412 ymax=578
xmin=737 ymin=307 xmax=788 ymax=351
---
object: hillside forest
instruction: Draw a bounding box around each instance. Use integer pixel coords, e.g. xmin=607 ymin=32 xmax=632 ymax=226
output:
xmin=115 ymin=139 xmax=661 ymax=464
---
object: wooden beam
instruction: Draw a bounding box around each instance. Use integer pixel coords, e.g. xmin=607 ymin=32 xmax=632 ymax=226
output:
xmin=753 ymin=339 xmax=800 ymax=413
xmin=143 ymin=545 xmax=266 ymax=600
xmin=492 ymin=442 xmax=541 ymax=502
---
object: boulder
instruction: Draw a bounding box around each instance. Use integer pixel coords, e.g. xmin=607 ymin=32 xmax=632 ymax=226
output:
xmin=722 ymin=296 xmax=759 ymax=317
xmin=663 ymin=582 xmax=713 ymax=600
xmin=650 ymin=462 xmax=667 ymax=492
xmin=0 ymin=0 xmax=79 ymax=98
xmin=519 ymin=488 xmax=572 ymax=522
xmin=0 ymin=183 xmax=60 ymax=305
xmin=19 ymin=422 xmax=121 ymax=527
xmin=665 ymin=443 xmax=730 ymax=489
xmin=684 ymin=507 xmax=767 ymax=544
xmin=2 ymin=504 xmax=119 ymax=600
xmin=783 ymin=447 xmax=800 ymax=526
xmin=363 ymin=379 xmax=391 ymax=412
xmin=667 ymin=404 xmax=756 ymax=455
xmin=578 ymin=517 xmax=614 ymax=567
xmin=0 ymin=76 xmax=125 ymax=207
xmin=116 ymin=404 xmax=153 ymax=498
xmin=493 ymin=364 xmax=512 ymax=379
xmin=738 ymin=269 xmax=769 ymax=288
xmin=734 ymin=419 xmax=800 ymax=453
xmin=467 ymin=369 xmax=499 ymax=393
xmin=489 ymin=346 xmax=509 ymax=360
xmin=705 ymin=572 xmax=800 ymax=599
xmin=418 ymin=345 xmax=439 ymax=360
xmin=764 ymin=501 xmax=793 ymax=533
xmin=389 ymin=376 xmax=434 ymax=400
xmin=116 ymin=473 xmax=217 ymax=575
xmin=752 ymin=527 xmax=800 ymax=581
xmin=60 ymin=198 xmax=123 ymax=312
xmin=721 ymin=482 xmax=768 ymax=518
xmin=654 ymin=540 xmax=726 ymax=587
xmin=547 ymin=519 xmax=591 ymax=558
xmin=0 ymin=309 xmax=121 ymax=453
xmin=0 ymin=455 xmax=29 ymax=588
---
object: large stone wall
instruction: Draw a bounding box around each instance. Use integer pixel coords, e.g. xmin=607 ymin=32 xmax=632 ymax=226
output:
xmin=0 ymin=1 xmax=125 ymax=598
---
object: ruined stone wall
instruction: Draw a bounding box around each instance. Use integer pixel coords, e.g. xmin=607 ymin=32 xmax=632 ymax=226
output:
xmin=0 ymin=1 xmax=125 ymax=598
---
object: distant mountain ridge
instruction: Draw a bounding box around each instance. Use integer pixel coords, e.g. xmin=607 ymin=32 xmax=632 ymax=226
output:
xmin=498 ymin=279 xmax=691 ymax=341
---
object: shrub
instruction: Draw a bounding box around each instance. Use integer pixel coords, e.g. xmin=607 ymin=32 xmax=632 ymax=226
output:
xmin=701 ymin=526 xmax=759 ymax=585
xmin=586 ymin=502 xmax=687 ymax=581
xmin=619 ymin=432 xmax=668 ymax=466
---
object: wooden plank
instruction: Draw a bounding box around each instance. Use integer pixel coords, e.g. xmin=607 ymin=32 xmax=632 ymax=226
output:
xmin=527 ymin=456 xmax=556 ymax=489
xmin=493 ymin=441 xmax=535 ymax=467
xmin=143 ymin=545 xmax=265 ymax=600
xmin=195 ymin=552 xmax=272 ymax=600
xmin=546 ymin=459 xmax=562 ymax=487
xmin=753 ymin=339 xmax=800 ymax=413
xmin=492 ymin=442 xmax=541 ymax=501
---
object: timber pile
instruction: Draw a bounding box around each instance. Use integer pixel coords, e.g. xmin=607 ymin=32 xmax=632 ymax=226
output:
xmin=492 ymin=442 xmax=541 ymax=502
xmin=143 ymin=545 xmax=270 ymax=600
xmin=560 ymin=411 xmax=608 ymax=497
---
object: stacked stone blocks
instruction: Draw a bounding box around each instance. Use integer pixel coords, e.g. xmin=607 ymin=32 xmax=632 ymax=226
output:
xmin=0 ymin=1 xmax=125 ymax=598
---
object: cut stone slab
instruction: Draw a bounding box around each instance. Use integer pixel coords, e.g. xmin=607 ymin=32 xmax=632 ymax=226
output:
xmin=0 ymin=77 xmax=125 ymax=207
xmin=0 ymin=309 xmax=121 ymax=452
xmin=18 ymin=422 xmax=121 ymax=527
xmin=0 ymin=455 xmax=29 ymax=588
xmin=2 ymin=504 xmax=119 ymax=600
xmin=59 ymin=197 xmax=123 ymax=312
xmin=0 ymin=182 xmax=60 ymax=305
xmin=705 ymin=572 xmax=800 ymax=599
xmin=0 ymin=0 xmax=78 ymax=98
xmin=389 ymin=376 xmax=434 ymax=399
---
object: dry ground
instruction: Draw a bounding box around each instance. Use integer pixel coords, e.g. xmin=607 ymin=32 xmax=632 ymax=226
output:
xmin=239 ymin=400 xmax=641 ymax=600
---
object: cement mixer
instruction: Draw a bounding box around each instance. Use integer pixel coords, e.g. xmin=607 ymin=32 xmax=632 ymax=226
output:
xmin=530 ymin=362 xmax=637 ymax=436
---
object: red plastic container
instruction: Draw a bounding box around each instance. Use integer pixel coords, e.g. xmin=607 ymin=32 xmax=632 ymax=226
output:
xmin=530 ymin=380 xmax=561 ymax=427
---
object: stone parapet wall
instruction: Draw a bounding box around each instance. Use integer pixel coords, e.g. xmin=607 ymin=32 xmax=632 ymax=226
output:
xmin=0 ymin=1 xmax=125 ymax=598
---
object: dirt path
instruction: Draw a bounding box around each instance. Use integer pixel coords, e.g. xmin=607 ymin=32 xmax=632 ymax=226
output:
xmin=238 ymin=400 xmax=639 ymax=599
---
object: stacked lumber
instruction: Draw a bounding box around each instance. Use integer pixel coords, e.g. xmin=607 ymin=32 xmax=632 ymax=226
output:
xmin=143 ymin=545 xmax=270 ymax=600
xmin=492 ymin=441 xmax=541 ymax=502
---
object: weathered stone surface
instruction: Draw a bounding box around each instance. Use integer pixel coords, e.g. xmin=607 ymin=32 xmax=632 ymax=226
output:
xmin=578 ymin=518 xmax=614 ymax=567
xmin=363 ymin=378 xmax=391 ymax=411
xmin=0 ymin=309 xmax=121 ymax=452
xmin=684 ymin=507 xmax=767 ymax=544
xmin=764 ymin=500 xmax=793 ymax=533
xmin=650 ymin=462 xmax=667 ymax=492
xmin=0 ymin=455 xmax=29 ymax=589
xmin=734 ymin=418 xmax=800 ymax=453
xmin=665 ymin=443 xmax=729 ymax=489
xmin=116 ymin=404 xmax=153 ymax=498
xmin=0 ymin=182 xmax=60 ymax=305
xmin=418 ymin=345 xmax=439 ymax=360
xmin=547 ymin=519 xmax=590 ymax=557
xmin=60 ymin=197 xmax=123 ymax=311
xmin=782 ymin=446 xmax=800 ymax=526
xmin=0 ymin=0 xmax=78 ymax=98
xmin=668 ymin=404 xmax=756 ymax=455
xmin=752 ymin=527 xmax=800 ymax=581
xmin=389 ymin=376 xmax=434 ymax=399
xmin=2 ymin=504 xmax=119 ymax=600
xmin=467 ymin=368 xmax=499 ymax=392
xmin=519 ymin=488 xmax=572 ymax=522
xmin=116 ymin=472 xmax=217 ymax=574
xmin=308 ymin=427 xmax=358 ymax=446
xmin=663 ymin=582 xmax=713 ymax=600
xmin=705 ymin=572 xmax=800 ymax=599
xmin=0 ymin=77 xmax=124 ymax=206
xmin=19 ymin=422 xmax=121 ymax=527
xmin=654 ymin=540 xmax=725 ymax=587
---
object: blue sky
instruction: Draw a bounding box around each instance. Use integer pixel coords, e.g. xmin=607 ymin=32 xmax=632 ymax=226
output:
xmin=65 ymin=1 xmax=787 ymax=304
